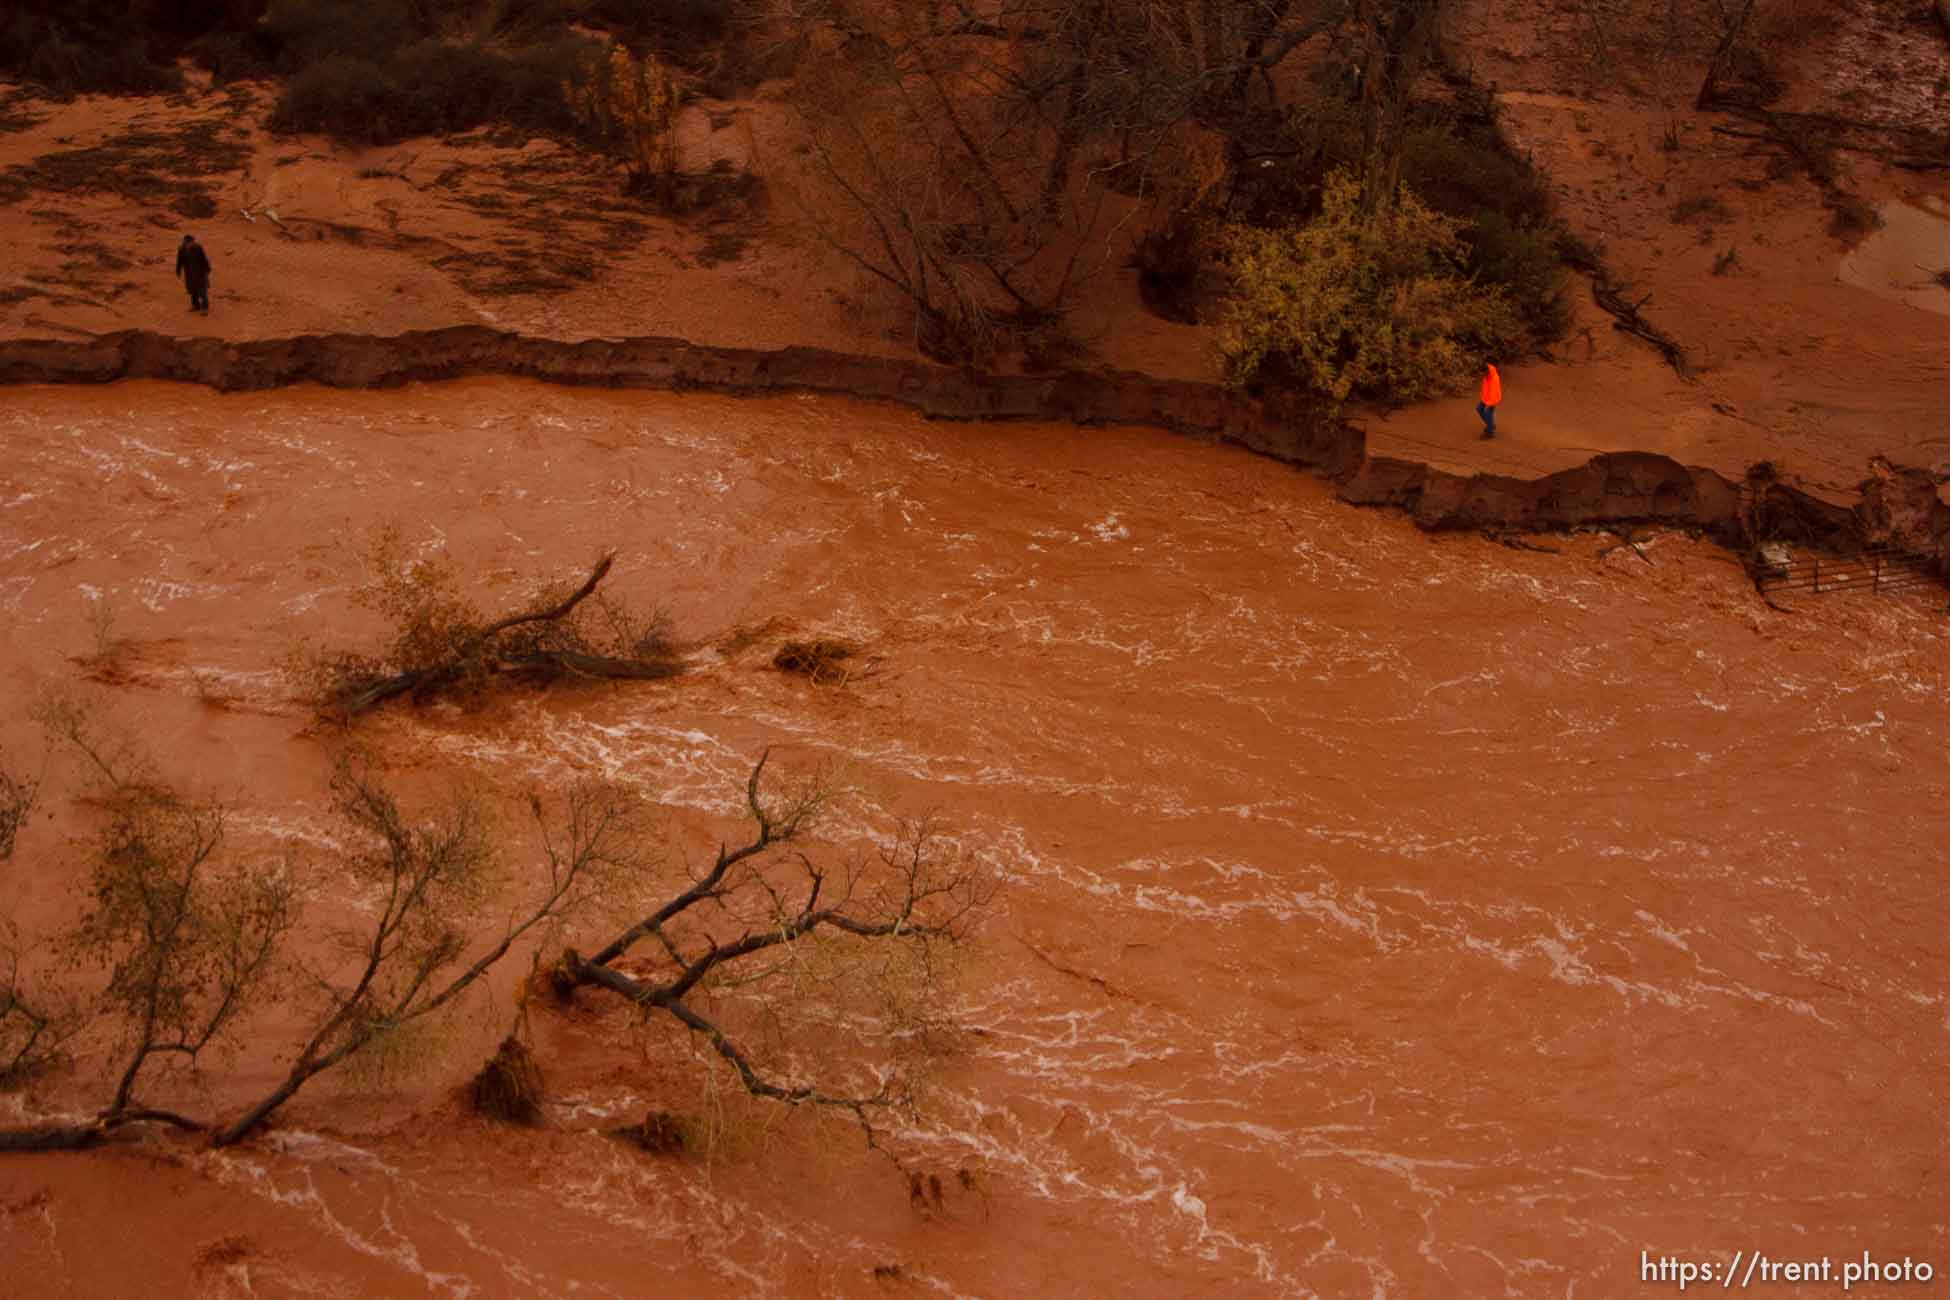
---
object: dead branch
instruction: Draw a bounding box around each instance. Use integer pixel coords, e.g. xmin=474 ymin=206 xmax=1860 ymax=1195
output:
xmin=476 ymin=553 xmax=614 ymax=642
xmin=1591 ymin=279 xmax=1690 ymax=379
xmin=1597 ymin=531 xmax=1654 ymax=565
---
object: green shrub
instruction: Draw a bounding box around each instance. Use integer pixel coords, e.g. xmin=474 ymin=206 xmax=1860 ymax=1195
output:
xmin=187 ymin=29 xmax=278 ymax=82
xmin=267 ymin=35 xmax=597 ymax=144
xmin=1219 ymin=170 xmax=1525 ymax=407
xmin=261 ymin=0 xmax=415 ymax=71
xmin=269 ymin=57 xmax=407 ymax=142
xmin=1463 ymin=211 xmax=1568 ymax=340
xmin=1398 ymin=119 xmax=1556 ymax=230
xmin=0 ymin=9 xmax=183 ymax=96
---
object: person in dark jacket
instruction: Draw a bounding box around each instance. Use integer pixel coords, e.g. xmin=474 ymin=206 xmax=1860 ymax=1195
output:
xmin=174 ymin=234 xmax=211 ymax=314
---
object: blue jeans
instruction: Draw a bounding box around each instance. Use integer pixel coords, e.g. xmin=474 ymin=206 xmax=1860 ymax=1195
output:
xmin=1476 ymin=400 xmax=1497 ymax=436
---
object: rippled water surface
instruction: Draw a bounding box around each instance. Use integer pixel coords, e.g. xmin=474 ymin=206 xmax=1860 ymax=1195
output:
xmin=0 ymin=380 xmax=1945 ymax=1297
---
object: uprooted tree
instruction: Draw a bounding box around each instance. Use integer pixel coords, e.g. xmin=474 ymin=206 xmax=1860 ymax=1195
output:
xmin=297 ymin=541 xmax=685 ymax=717
xmin=0 ymin=703 xmax=990 ymax=1154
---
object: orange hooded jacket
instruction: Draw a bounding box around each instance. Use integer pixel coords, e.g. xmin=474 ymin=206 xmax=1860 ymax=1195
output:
xmin=1480 ymin=365 xmax=1502 ymax=407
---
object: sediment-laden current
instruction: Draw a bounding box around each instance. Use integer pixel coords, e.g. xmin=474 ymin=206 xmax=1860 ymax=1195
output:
xmin=0 ymin=379 xmax=1943 ymax=1298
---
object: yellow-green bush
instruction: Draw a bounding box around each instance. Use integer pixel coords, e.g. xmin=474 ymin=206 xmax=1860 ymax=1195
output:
xmin=1219 ymin=170 xmax=1525 ymax=408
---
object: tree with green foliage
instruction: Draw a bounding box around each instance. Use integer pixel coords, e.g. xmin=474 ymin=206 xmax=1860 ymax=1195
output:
xmin=1218 ymin=168 xmax=1523 ymax=408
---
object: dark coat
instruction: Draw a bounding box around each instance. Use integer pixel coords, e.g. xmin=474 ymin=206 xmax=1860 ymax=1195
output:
xmin=175 ymin=240 xmax=211 ymax=285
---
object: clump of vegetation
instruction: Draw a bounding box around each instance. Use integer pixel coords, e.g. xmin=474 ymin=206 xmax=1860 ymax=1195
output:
xmin=773 ymin=638 xmax=862 ymax=686
xmin=623 ymin=1109 xmax=687 ymax=1155
xmin=0 ymin=752 xmax=36 ymax=862
xmin=1 ymin=917 xmax=77 ymax=1091
xmin=295 ymin=539 xmax=682 ymax=717
xmin=2 ymin=701 xmax=990 ymax=1156
xmin=1825 ymin=193 xmax=1878 ymax=239
xmin=468 ymin=1034 xmax=546 ymax=1125
xmin=567 ymin=44 xmax=681 ymax=196
xmin=0 ymin=1 xmax=188 ymax=97
xmin=1218 ymin=169 xmax=1524 ymax=409
xmin=1187 ymin=81 xmax=1570 ymax=354
xmin=267 ymin=35 xmax=598 ymax=146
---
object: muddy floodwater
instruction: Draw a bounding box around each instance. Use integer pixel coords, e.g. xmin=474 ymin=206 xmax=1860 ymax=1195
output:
xmin=0 ymin=379 xmax=1946 ymax=1298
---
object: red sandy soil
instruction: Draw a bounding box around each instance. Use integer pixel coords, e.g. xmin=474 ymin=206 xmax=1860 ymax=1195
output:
xmin=1 ymin=2 xmax=1949 ymax=1296
xmin=4 ymin=4 xmax=1950 ymax=494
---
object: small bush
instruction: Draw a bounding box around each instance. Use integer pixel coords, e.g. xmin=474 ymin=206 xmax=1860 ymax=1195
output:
xmin=570 ymin=44 xmax=681 ymax=190
xmin=262 ymin=0 xmax=416 ymax=72
xmin=1219 ymin=170 xmax=1525 ymax=408
xmin=0 ymin=756 xmax=35 ymax=862
xmin=1464 ymin=212 xmax=1567 ymax=340
xmin=626 ymin=1109 xmax=688 ymax=1154
xmin=269 ymin=58 xmax=406 ymax=143
xmin=468 ymin=1035 xmax=545 ymax=1124
xmin=0 ymin=10 xmax=182 ymax=97
xmin=1134 ymin=215 xmax=1216 ymax=325
xmin=269 ymin=37 xmax=597 ymax=144
xmin=773 ymin=638 xmax=860 ymax=685
xmin=1398 ymin=119 xmax=1556 ymax=230
xmin=1826 ymin=193 xmax=1878 ymax=239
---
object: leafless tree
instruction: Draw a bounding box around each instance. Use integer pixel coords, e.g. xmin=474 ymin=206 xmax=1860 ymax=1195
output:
xmin=562 ymin=752 xmax=990 ymax=1137
xmin=779 ymin=0 xmax=1362 ymax=359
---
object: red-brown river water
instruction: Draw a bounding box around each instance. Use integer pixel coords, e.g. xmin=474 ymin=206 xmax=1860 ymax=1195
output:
xmin=0 ymin=379 xmax=1945 ymax=1298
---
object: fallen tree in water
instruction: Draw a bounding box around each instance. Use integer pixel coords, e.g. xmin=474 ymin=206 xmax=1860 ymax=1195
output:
xmin=299 ymin=545 xmax=685 ymax=718
xmin=0 ymin=705 xmax=989 ymax=1154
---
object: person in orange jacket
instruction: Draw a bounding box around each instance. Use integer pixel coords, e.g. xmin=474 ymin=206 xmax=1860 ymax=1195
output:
xmin=1476 ymin=360 xmax=1501 ymax=439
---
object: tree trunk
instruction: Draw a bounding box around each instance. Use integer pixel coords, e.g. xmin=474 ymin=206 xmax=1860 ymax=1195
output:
xmin=0 ymin=1124 xmax=102 ymax=1152
xmin=211 ymin=1070 xmax=309 ymax=1147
